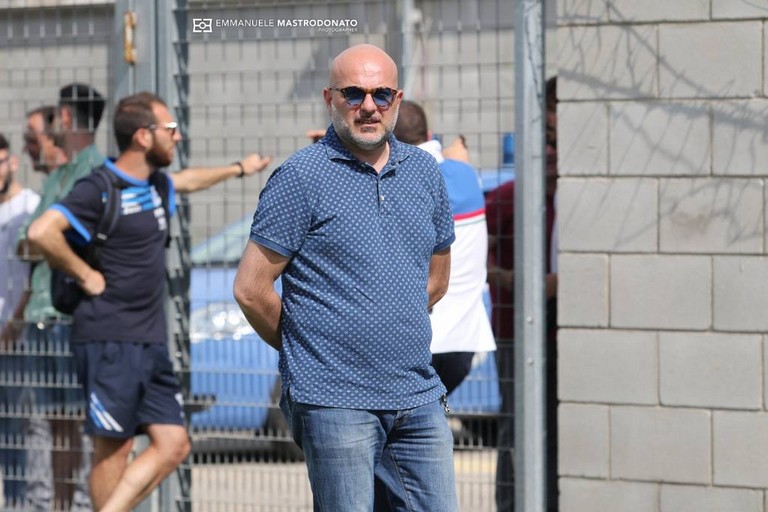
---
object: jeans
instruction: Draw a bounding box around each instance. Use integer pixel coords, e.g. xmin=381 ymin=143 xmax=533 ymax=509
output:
xmin=281 ymin=393 xmax=458 ymax=512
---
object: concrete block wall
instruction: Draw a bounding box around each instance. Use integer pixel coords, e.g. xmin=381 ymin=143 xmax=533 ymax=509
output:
xmin=557 ymin=1 xmax=768 ymax=510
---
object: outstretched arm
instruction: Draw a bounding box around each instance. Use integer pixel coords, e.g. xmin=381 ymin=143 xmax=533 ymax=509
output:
xmin=170 ymin=153 xmax=272 ymax=193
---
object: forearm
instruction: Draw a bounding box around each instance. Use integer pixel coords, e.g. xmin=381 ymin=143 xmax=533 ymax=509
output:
xmin=427 ymin=248 xmax=451 ymax=308
xmin=172 ymin=164 xmax=241 ymax=193
xmin=27 ymin=220 xmax=91 ymax=282
xmin=235 ymin=290 xmax=283 ymax=351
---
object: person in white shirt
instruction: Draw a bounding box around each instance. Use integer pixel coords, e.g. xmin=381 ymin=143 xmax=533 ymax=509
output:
xmin=394 ymin=101 xmax=496 ymax=394
xmin=0 ymin=133 xmax=40 ymax=507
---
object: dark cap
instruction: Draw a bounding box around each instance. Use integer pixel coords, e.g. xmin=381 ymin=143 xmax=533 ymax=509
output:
xmin=59 ymin=82 xmax=103 ymax=103
xmin=59 ymin=82 xmax=105 ymax=131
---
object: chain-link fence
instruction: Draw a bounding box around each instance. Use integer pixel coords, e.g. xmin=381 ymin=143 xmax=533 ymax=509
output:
xmin=1 ymin=1 xmax=520 ymax=510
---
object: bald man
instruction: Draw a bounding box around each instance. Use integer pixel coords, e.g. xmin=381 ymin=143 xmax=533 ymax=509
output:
xmin=235 ymin=44 xmax=459 ymax=511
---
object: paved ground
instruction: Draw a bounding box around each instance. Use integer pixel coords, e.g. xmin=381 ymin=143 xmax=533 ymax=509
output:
xmin=190 ymin=448 xmax=498 ymax=511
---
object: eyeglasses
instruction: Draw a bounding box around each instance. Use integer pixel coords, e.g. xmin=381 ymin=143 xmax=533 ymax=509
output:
xmin=329 ymin=86 xmax=399 ymax=109
xmin=147 ymin=121 xmax=178 ymax=137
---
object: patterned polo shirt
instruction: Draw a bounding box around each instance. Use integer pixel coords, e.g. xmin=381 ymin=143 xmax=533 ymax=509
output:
xmin=250 ymin=125 xmax=455 ymax=410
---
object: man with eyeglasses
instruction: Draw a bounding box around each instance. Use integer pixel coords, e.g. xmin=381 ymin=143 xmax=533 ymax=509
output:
xmin=0 ymin=133 xmax=40 ymax=508
xmin=27 ymin=91 xmax=270 ymax=512
xmin=24 ymin=105 xmax=69 ymax=176
xmin=235 ymin=44 xmax=459 ymax=511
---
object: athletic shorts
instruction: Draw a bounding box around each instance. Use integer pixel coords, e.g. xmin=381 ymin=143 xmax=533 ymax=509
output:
xmin=71 ymin=341 xmax=184 ymax=438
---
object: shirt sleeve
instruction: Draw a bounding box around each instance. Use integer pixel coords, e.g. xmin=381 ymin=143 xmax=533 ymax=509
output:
xmin=51 ymin=175 xmax=105 ymax=245
xmin=249 ymin=163 xmax=312 ymax=258
xmin=432 ymin=163 xmax=456 ymax=253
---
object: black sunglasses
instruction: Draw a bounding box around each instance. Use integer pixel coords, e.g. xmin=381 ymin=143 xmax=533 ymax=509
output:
xmin=329 ymin=86 xmax=399 ymax=109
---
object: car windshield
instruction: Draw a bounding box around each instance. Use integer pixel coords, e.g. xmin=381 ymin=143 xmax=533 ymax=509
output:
xmin=190 ymin=215 xmax=252 ymax=266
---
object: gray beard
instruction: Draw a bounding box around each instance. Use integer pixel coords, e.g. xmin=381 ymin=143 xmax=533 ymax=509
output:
xmin=330 ymin=104 xmax=397 ymax=152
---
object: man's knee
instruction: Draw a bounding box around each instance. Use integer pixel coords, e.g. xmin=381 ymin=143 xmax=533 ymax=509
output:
xmin=150 ymin=426 xmax=190 ymax=468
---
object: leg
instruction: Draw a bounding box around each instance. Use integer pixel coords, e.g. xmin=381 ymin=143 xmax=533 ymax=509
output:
xmin=431 ymin=352 xmax=475 ymax=395
xmin=50 ymin=417 xmax=82 ymax=510
xmin=377 ymin=400 xmax=458 ymax=512
xmin=285 ymin=397 xmax=385 ymax=511
xmin=89 ymin=436 xmax=133 ymax=510
xmin=495 ymin=338 xmax=514 ymax=512
xmin=96 ymin=425 xmax=190 ymax=512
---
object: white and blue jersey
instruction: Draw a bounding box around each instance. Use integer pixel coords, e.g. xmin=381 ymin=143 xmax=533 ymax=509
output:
xmin=51 ymin=160 xmax=175 ymax=344
xmin=417 ymin=140 xmax=496 ymax=355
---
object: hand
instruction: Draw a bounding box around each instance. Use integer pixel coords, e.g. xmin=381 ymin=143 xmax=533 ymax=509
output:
xmin=239 ymin=153 xmax=273 ymax=176
xmin=306 ymin=129 xmax=326 ymax=143
xmin=442 ymin=135 xmax=469 ymax=163
xmin=79 ymin=269 xmax=106 ymax=296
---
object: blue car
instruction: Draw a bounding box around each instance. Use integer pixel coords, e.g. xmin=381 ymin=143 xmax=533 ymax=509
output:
xmin=188 ymin=215 xmax=501 ymax=436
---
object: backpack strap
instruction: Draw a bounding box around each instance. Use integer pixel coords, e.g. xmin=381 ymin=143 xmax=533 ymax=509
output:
xmin=85 ymin=166 xmax=123 ymax=267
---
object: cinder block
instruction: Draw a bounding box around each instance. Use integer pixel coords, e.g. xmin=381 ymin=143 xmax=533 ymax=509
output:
xmin=714 ymin=257 xmax=768 ymax=331
xmin=713 ymin=100 xmax=768 ymax=175
xmin=659 ymin=22 xmax=762 ymax=98
xmin=611 ymin=255 xmax=711 ymax=330
xmin=560 ymin=478 xmax=659 ymax=512
xmin=612 ymin=406 xmax=711 ymax=484
xmin=713 ymin=0 xmax=768 ymax=19
xmin=610 ymin=102 xmax=710 ymax=175
xmin=559 ymin=102 xmax=608 ymax=176
xmin=559 ymin=329 xmax=658 ymax=404
xmin=558 ymin=26 xmax=657 ymax=100
xmin=661 ymin=484 xmax=762 ymax=512
xmin=660 ymin=332 xmax=762 ymax=409
xmin=659 ymin=178 xmax=764 ymax=254
xmin=559 ymin=254 xmax=609 ymax=327
xmin=714 ymin=411 xmax=768 ymax=487
xmin=559 ymin=178 xmax=658 ymax=252
xmin=608 ymin=0 xmax=710 ymax=22
xmin=559 ymin=404 xmax=609 ymax=478
xmin=558 ymin=0 xmax=609 ymax=24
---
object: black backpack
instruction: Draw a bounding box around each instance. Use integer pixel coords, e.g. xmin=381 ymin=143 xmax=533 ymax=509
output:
xmin=50 ymin=166 xmax=170 ymax=315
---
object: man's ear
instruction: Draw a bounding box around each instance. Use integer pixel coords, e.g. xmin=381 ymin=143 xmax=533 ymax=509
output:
xmin=59 ymin=106 xmax=73 ymax=131
xmin=133 ymin=127 xmax=153 ymax=150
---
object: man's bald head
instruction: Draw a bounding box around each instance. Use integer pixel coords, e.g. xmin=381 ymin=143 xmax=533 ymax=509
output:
xmin=329 ymin=44 xmax=398 ymax=88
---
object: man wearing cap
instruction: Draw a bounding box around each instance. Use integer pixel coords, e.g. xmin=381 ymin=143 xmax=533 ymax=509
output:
xmin=16 ymin=82 xmax=106 ymax=512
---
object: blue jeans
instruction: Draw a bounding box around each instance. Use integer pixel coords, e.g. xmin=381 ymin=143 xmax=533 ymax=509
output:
xmin=281 ymin=393 xmax=458 ymax=512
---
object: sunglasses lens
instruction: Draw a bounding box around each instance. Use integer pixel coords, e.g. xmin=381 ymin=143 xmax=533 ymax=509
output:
xmin=372 ymin=88 xmax=394 ymax=107
xmin=343 ymin=87 xmax=366 ymax=106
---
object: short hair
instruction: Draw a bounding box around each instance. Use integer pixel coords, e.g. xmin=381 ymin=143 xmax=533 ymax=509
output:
xmin=393 ymin=101 xmax=429 ymax=145
xmin=113 ymin=91 xmax=167 ymax=152
xmin=0 ymin=133 xmax=8 ymax=152
xmin=27 ymin=105 xmax=57 ymax=136
xmin=546 ymin=76 xmax=557 ymax=112
xmin=59 ymin=83 xmax=105 ymax=132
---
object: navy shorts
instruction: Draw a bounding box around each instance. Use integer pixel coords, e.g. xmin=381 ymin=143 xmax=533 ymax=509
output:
xmin=71 ymin=341 xmax=184 ymax=438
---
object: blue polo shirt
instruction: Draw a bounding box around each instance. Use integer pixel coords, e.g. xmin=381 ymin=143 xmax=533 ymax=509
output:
xmin=250 ymin=125 xmax=455 ymax=410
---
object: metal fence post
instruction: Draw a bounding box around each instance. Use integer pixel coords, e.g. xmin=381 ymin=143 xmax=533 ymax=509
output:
xmin=110 ymin=1 xmax=191 ymax=510
xmin=514 ymin=0 xmax=547 ymax=511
